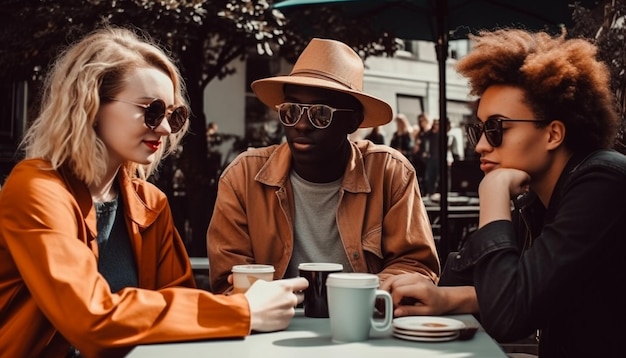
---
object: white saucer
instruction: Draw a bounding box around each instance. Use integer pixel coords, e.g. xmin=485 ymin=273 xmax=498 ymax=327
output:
xmin=392 ymin=316 xmax=466 ymax=332
xmin=393 ymin=327 xmax=459 ymax=338
xmin=393 ymin=331 xmax=460 ymax=342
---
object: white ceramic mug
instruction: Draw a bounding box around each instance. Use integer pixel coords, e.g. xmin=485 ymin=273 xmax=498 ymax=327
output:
xmin=326 ymin=272 xmax=393 ymax=343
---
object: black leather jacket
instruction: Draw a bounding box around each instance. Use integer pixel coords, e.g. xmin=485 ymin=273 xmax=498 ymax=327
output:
xmin=446 ymin=150 xmax=626 ymax=357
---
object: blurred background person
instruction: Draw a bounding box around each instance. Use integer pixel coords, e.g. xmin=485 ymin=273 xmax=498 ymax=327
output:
xmin=412 ymin=113 xmax=432 ymax=194
xmin=389 ymin=113 xmax=414 ymax=161
xmin=206 ymin=121 xmax=223 ymax=153
xmin=422 ymin=118 xmax=441 ymax=196
xmin=206 ymin=121 xmax=224 ymax=188
xmin=446 ymin=121 xmax=461 ymax=166
xmin=364 ymin=125 xmax=386 ymax=145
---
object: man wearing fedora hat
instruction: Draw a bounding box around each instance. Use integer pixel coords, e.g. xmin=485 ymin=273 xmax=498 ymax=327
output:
xmin=207 ymin=38 xmax=439 ymax=294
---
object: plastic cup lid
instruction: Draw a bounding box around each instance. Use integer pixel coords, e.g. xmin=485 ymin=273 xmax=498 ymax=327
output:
xmin=298 ymin=263 xmax=344 ymax=271
xmin=231 ymin=264 xmax=275 ymax=273
xmin=326 ymin=272 xmax=379 ymax=288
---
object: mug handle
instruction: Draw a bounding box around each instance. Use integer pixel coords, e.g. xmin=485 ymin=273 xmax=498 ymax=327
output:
xmin=370 ymin=289 xmax=393 ymax=332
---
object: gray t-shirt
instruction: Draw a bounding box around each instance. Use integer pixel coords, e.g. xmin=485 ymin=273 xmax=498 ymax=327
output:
xmin=285 ymin=171 xmax=352 ymax=278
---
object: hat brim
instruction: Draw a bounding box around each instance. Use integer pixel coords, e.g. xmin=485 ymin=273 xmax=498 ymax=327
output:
xmin=251 ymin=76 xmax=392 ymax=128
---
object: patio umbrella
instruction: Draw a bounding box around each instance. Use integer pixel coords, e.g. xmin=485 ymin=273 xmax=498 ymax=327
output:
xmin=273 ymin=0 xmax=599 ymax=251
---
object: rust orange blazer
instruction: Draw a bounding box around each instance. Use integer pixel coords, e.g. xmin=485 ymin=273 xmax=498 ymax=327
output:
xmin=0 ymin=159 xmax=250 ymax=357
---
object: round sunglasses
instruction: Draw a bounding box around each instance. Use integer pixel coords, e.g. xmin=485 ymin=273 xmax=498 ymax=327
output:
xmin=108 ymin=98 xmax=188 ymax=134
xmin=276 ymin=102 xmax=354 ymax=129
xmin=465 ymin=117 xmax=552 ymax=147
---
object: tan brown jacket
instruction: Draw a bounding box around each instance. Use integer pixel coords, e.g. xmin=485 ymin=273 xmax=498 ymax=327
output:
xmin=208 ymin=141 xmax=440 ymax=293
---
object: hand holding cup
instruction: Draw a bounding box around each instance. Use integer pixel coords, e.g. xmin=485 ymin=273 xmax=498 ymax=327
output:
xmin=232 ymin=264 xmax=275 ymax=294
xmin=245 ymin=277 xmax=309 ymax=332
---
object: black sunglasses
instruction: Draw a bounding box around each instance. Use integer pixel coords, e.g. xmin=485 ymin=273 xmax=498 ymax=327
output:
xmin=108 ymin=98 xmax=188 ymax=134
xmin=465 ymin=117 xmax=552 ymax=147
xmin=276 ymin=102 xmax=354 ymax=129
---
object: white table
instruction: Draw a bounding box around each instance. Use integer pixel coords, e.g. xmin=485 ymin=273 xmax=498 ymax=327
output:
xmin=127 ymin=310 xmax=507 ymax=357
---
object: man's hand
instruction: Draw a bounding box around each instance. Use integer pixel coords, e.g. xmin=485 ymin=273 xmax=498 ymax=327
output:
xmin=380 ymin=273 xmax=478 ymax=316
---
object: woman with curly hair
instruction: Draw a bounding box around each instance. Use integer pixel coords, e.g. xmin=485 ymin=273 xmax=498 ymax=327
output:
xmin=381 ymin=29 xmax=626 ymax=357
xmin=0 ymin=27 xmax=307 ymax=357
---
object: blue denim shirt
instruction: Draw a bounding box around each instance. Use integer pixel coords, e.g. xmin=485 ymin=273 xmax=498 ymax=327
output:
xmin=447 ymin=150 xmax=626 ymax=357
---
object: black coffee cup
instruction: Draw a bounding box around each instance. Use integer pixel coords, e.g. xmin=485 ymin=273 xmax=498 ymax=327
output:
xmin=298 ymin=263 xmax=344 ymax=318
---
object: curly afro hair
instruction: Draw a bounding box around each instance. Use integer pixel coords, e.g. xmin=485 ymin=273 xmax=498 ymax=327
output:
xmin=456 ymin=29 xmax=618 ymax=153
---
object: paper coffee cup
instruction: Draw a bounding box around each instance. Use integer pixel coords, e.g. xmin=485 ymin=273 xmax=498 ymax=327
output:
xmin=231 ymin=264 xmax=275 ymax=294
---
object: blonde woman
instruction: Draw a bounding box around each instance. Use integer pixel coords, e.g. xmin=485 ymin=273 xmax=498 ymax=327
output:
xmin=389 ymin=113 xmax=414 ymax=158
xmin=0 ymin=27 xmax=306 ymax=357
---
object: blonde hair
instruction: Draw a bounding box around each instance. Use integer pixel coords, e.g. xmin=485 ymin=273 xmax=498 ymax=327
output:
xmin=394 ymin=113 xmax=413 ymax=135
xmin=20 ymin=26 xmax=189 ymax=185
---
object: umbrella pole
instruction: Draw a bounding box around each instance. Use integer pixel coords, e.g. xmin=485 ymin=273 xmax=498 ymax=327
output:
xmin=436 ymin=0 xmax=450 ymax=264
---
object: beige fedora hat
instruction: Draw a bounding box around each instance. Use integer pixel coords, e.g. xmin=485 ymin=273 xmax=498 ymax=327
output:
xmin=251 ymin=38 xmax=392 ymax=128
